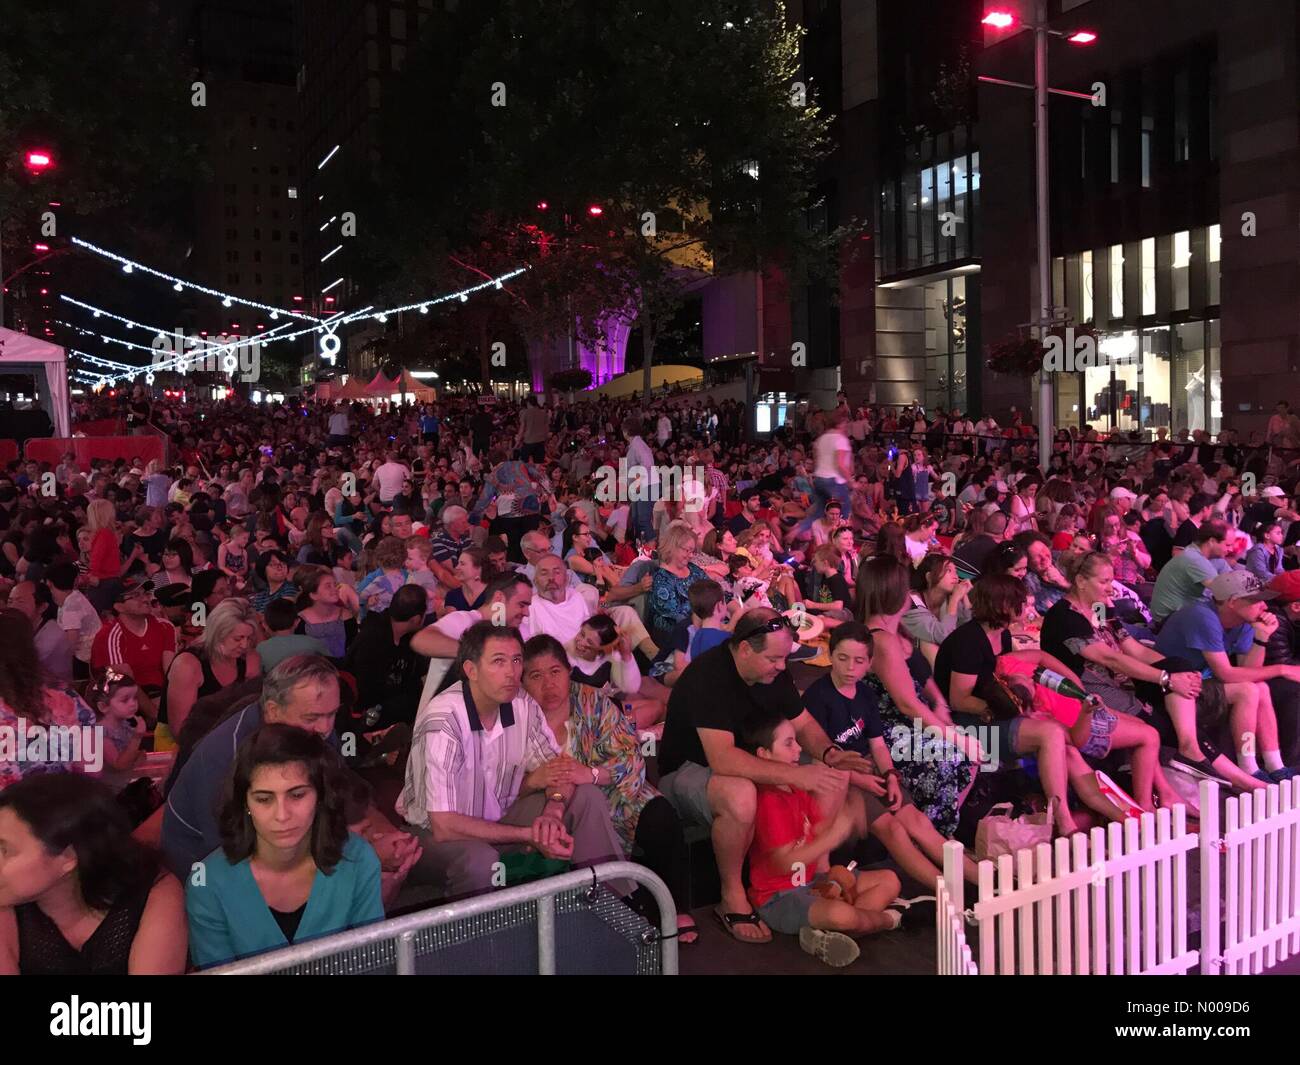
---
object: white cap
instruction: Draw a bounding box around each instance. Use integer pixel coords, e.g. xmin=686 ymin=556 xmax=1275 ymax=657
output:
xmin=1261 ymin=485 xmax=1287 ymax=499
xmin=1110 ymin=486 xmax=1137 ymax=501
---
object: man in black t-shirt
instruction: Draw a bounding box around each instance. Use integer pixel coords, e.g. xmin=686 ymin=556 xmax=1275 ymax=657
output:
xmin=951 ymin=510 xmax=1009 ymax=579
xmin=726 ymin=487 xmax=764 ymax=537
xmin=1173 ymin=492 xmax=1215 ymax=551
xmin=658 ymin=608 xmax=881 ymax=942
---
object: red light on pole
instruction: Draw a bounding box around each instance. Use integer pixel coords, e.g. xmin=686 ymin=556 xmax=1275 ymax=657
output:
xmin=24 ymin=149 xmax=55 ymax=172
xmin=587 ymin=205 xmax=603 ymax=216
xmin=982 ymin=11 xmax=1016 ymax=29
xmin=536 ymin=200 xmax=549 ymax=210
xmin=1067 ymin=30 xmax=1097 ymax=44
xmin=33 ymin=243 xmax=50 ymax=252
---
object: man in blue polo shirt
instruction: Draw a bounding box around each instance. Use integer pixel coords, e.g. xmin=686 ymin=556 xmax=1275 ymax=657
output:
xmin=1155 ymin=570 xmax=1300 ymax=784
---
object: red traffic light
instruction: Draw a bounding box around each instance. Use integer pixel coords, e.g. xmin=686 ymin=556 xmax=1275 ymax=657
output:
xmin=24 ymin=149 xmax=55 ymax=172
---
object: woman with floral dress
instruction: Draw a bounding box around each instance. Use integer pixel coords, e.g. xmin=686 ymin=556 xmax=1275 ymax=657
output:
xmin=855 ymin=557 xmax=980 ymax=836
xmin=647 ymin=521 xmax=707 ymax=644
xmin=521 ymin=634 xmax=696 ymax=943
xmin=0 ymin=610 xmax=99 ymax=794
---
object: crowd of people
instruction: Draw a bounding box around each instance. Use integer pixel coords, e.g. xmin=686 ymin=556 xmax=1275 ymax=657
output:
xmin=3 ymin=383 xmax=1300 ymax=972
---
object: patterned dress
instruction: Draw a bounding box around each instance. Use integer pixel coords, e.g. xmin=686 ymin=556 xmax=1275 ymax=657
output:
xmin=0 ymin=686 xmax=98 ymax=792
xmin=538 ymin=683 xmax=657 ymax=855
xmin=864 ymin=641 xmax=975 ymax=837
xmin=648 ymin=562 xmax=707 ymax=643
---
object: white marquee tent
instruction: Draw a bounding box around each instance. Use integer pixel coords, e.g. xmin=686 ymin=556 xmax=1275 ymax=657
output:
xmin=0 ymin=326 xmax=70 ymax=437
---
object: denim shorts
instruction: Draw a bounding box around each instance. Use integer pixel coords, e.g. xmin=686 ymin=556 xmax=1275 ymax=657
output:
xmin=951 ymin=711 xmax=1023 ymax=765
xmin=757 ymin=877 xmax=825 ymax=935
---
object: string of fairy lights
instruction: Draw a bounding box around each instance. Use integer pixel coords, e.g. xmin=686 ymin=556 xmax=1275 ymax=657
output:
xmin=60 ymin=237 xmax=528 ymax=389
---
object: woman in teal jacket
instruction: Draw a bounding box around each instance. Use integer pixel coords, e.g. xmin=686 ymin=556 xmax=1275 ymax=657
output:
xmin=186 ymin=724 xmax=383 ymax=969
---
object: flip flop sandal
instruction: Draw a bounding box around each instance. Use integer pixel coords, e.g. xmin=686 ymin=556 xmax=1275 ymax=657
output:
xmin=712 ymin=909 xmax=772 ymax=944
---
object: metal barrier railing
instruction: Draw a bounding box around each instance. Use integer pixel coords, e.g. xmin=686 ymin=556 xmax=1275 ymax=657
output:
xmin=202 ymin=861 xmax=678 ymax=976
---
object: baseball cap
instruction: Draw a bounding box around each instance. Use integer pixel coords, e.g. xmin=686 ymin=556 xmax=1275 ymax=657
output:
xmin=1110 ymin=486 xmax=1138 ymax=502
xmin=1261 ymin=486 xmax=1287 ymax=499
xmin=993 ymin=480 xmax=1009 ymax=494
xmin=112 ymin=578 xmax=154 ymax=603
xmin=1209 ymin=570 xmax=1279 ymax=604
xmin=1269 ymin=570 xmax=1300 ymax=604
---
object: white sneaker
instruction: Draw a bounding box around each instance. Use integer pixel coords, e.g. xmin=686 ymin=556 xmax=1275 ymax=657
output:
xmin=798 ymin=926 xmax=861 ymax=968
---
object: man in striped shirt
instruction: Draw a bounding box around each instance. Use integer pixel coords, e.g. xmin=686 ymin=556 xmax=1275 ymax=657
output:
xmin=398 ymin=621 xmax=627 ymax=899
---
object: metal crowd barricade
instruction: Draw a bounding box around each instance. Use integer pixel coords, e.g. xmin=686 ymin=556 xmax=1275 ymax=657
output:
xmin=203 ymin=862 xmax=677 ymax=976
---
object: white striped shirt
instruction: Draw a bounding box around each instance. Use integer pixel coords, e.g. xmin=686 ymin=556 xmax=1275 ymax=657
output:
xmin=397 ymin=682 xmax=556 ymax=830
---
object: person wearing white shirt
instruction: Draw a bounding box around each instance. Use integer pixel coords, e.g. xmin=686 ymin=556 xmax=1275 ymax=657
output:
xmin=411 ymin=573 xmax=534 ymax=711
xmin=374 ymin=451 xmax=412 ymax=503
xmin=328 ymin=407 xmax=351 ymax=443
xmin=48 ymin=563 xmax=102 ymax=679
xmin=398 ymin=621 xmax=630 ymax=898
xmin=795 ymin=407 xmax=853 ymax=537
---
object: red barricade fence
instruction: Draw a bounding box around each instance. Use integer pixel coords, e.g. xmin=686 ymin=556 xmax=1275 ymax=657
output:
xmin=24 ymin=435 xmax=165 ymax=471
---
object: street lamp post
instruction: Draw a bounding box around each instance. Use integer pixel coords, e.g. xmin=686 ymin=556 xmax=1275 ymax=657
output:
xmin=1033 ymin=0 xmax=1052 ymax=473
xmin=981 ymin=7 xmax=1096 ymax=471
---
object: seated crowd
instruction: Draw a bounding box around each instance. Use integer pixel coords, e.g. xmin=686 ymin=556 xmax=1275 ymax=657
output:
xmin=3 ymin=388 xmax=1300 ymax=972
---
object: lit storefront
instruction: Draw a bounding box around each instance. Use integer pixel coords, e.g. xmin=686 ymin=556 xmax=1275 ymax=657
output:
xmin=1050 ymin=224 xmax=1221 ymax=435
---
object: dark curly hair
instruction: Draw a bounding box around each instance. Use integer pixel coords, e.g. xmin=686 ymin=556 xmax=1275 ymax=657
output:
xmin=0 ymin=772 xmax=160 ymax=910
xmin=0 ymin=609 xmax=49 ymax=722
xmin=217 ymin=725 xmax=351 ymax=873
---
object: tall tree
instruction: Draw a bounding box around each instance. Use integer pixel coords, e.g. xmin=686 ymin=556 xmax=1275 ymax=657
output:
xmin=354 ymin=0 xmax=852 ymax=402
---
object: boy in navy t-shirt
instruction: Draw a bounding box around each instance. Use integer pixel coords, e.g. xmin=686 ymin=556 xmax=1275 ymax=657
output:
xmin=802 ymin=622 xmax=980 ymax=887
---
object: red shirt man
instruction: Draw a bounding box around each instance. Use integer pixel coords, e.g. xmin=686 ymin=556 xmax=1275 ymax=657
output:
xmin=90 ymin=581 xmax=177 ymax=690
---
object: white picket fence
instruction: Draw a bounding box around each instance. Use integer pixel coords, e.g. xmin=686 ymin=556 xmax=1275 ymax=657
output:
xmin=936 ymin=778 xmax=1300 ymax=975
xmin=936 ymin=873 xmax=977 ymax=974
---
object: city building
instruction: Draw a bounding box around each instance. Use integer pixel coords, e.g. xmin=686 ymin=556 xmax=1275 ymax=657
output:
xmin=190 ymin=0 xmax=304 ymax=369
xmin=978 ymin=0 xmax=1295 ymax=440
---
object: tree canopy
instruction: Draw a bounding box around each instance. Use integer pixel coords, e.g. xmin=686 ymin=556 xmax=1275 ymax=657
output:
xmin=353 ymin=0 xmax=853 ymax=396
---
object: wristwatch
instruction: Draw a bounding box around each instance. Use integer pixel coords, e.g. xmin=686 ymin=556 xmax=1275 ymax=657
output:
xmin=1158 ymin=670 xmax=1172 ymax=693
xmin=546 ymin=790 xmax=565 ymax=805
xmin=590 ymin=765 xmax=599 ymax=785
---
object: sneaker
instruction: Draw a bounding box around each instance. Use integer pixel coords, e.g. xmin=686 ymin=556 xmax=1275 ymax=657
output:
xmin=889 ymin=895 xmax=937 ymax=928
xmin=787 ymin=643 xmax=820 ymax=662
xmin=1252 ymin=770 xmax=1276 ymax=784
xmin=1268 ymin=767 xmax=1300 ymax=783
xmin=798 ymin=926 xmax=861 ymax=968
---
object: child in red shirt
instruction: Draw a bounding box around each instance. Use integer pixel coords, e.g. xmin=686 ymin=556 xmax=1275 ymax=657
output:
xmin=742 ymin=710 xmax=902 ymax=967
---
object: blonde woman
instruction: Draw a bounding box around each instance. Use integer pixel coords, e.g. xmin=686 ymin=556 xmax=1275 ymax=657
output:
xmin=648 ymin=521 xmax=707 ymax=642
xmin=86 ymin=498 xmax=140 ymax=611
xmin=162 ymin=597 xmax=262 ymax=740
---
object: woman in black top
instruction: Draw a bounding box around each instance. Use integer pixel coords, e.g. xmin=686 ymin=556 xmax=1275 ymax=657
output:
xmin=0 ymin=773 xmax=187 ymax=975
xmin=933 ymin=574 xmax=1086 ymax=839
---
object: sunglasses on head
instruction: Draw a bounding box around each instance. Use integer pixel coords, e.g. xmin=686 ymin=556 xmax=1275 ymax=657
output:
xmin=735 ymin=613 xmax=795 ymax=641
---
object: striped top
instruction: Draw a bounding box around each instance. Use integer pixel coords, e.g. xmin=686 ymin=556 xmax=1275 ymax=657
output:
xmin=396 ymin=682 xmax=554 ymax=830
